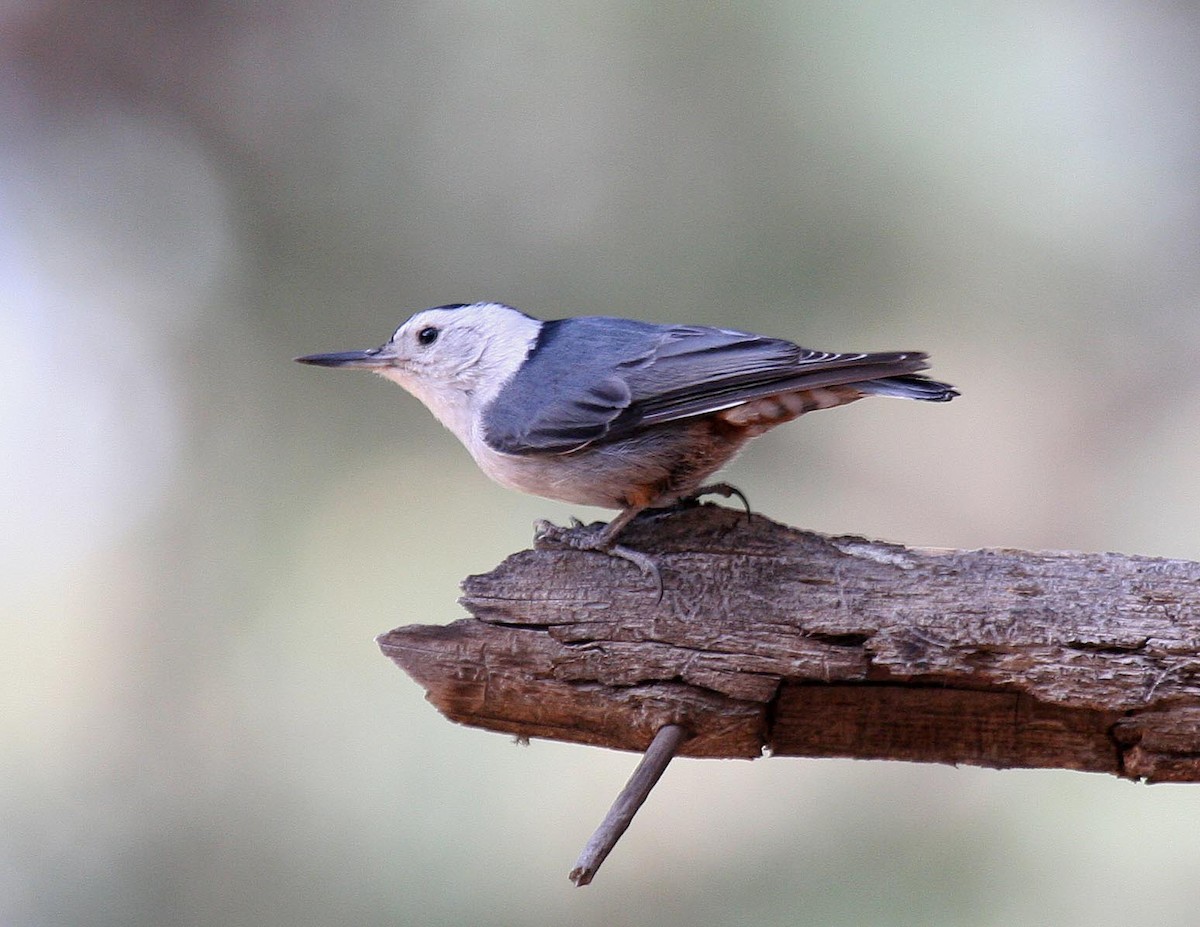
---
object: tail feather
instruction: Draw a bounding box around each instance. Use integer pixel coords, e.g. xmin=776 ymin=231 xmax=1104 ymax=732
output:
xmin=856 ymin=374 xmax=959 ymax=402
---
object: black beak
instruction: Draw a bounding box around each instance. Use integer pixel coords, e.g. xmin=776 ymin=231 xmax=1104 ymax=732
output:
xmin=294 ymin=349 xmax=391 ymax=368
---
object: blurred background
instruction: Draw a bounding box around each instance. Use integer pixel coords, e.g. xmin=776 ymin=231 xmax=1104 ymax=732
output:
xmin=3 ymin=2 xmax=1199 ymax=925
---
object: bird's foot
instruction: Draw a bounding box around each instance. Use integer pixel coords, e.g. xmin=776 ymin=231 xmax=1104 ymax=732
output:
xmin=685 ymin=482 xmax=752 ymax=520
xmin=534 ymin=519 xmax=663 ymax=601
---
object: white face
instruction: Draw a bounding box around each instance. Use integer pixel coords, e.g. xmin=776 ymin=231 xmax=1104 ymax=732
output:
xmin=377 ymin=303 xmax=529 ymax=384
xmin=371 ymin=302 xmax=541 ymax=441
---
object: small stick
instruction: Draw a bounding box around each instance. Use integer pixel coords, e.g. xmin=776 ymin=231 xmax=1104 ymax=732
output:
xmin=569 ymin=723 xmax=689 ymax=886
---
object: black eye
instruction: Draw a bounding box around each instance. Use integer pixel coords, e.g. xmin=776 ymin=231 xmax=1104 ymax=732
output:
xmin=417 ymin=326 xmax=439 ymax=346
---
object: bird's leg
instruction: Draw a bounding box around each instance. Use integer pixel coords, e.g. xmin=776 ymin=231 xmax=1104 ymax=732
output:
xmin=534 ymin=504 xmax=662 ymax=599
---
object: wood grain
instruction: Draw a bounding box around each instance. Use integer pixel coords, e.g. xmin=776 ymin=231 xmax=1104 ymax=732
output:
xmin=378 ymin=505 xmax=1200 ymax=782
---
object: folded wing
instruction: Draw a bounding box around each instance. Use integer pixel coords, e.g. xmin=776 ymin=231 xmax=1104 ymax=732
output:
xmin=482 ymin=316 xmax=944 ymax=455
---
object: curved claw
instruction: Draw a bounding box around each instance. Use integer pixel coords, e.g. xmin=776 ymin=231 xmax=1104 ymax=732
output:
xmin=604 ymin=543 xmax=663 ymax=603
xmin=533 ymin=518 xmax=562 ymax=546
xmin=689 ymin=482 xmax=752 ymax=520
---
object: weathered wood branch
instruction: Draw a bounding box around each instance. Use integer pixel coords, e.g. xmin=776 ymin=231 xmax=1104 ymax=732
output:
xmin=378 ymin=505 xmax=1200 ymax=783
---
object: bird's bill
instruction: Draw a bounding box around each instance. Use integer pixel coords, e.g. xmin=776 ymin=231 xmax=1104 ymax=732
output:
xmin=294 ymin=349 xmax=393 ymax=368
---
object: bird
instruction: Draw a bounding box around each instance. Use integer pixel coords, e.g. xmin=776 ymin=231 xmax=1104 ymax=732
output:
xmin=297 ymin=302 xmax=957 ymax=588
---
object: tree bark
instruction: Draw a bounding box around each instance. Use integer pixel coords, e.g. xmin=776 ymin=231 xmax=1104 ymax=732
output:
xmin=378 ymin=505 xmax=1200 ymax=783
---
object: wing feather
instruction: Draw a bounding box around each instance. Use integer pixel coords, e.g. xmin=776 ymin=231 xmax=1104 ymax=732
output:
xmin=482 ymin=316 xmax=932 ymax=455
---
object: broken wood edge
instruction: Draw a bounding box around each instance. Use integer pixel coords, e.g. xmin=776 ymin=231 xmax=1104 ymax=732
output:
xmin=376 ymin=505 xmax=1200 ymax=875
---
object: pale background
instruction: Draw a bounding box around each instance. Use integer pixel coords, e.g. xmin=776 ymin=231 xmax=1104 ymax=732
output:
xmin=4 ymin=3 xmax=1200 ymax=925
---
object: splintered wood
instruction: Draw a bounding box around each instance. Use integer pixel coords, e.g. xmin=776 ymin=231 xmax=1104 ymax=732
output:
xmin=379 ymin=505 xmax=1200 ymax=783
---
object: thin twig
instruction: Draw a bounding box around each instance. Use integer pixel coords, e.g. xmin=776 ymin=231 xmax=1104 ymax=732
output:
xmin=569 ymin=723 xmax=689 ymax=886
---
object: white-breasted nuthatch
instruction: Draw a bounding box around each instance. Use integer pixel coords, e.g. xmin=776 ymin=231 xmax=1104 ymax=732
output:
xmin=297 ymin=302 xmax=957 ymax=584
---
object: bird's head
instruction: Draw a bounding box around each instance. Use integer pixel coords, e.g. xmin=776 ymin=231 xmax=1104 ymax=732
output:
xmin=296 ymin=302 xmax=541 ymax=440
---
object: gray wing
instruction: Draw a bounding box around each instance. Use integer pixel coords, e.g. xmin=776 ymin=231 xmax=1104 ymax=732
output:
xmin=482 ymin=316 xmax=933 ymax=455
